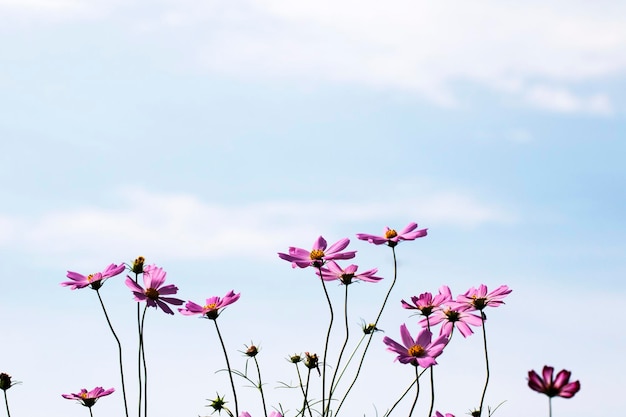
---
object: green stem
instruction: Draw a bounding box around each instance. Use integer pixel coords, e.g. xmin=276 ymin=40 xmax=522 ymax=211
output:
xmin=407 ymin=366 xmax=420 ymax=417
xmin=139 ymin=305 xmax=148 ymax=417
xmin=134 ymin=273 xmax=143 ymax=417
xmin=89 ymin=406 xmax=94 ymax=417
xmin=478 ymin=312 xmax=490 ymax=417
xmin=253 ymin=357 xmax=268 ymax=417
xmin=213 ymin=320 xmax=239 ymax=417
xmin=317 ymin=266 xmax=334 ymax=417
xmin=426 ymin=318 xmax=434 ymax=417
xmin=548 ymin=396 xmax=552 ymax=417
xmin=3 ymin=390 xmax=11 ymax=417
xmin=96 ymin=289 xmax=129 ymax=417
xmin=326 ymin=284 xmax=350 ymax=416
xmin=331 ymin=334 xmax=366 ymax=393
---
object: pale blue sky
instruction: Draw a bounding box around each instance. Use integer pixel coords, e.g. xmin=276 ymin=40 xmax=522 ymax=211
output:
xmin=1 ymin=1 xmax=624 ymax=416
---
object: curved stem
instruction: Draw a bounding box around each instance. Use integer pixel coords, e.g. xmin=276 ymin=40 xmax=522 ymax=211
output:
xmin=302 ymin=368 xmax=314 ymax=417
xmin=384 ymin=379 xmax=415 ymax=417
xmin=331 ymin=334 xmax=366 ymax=393
xmin=478 ymin=312 xmax=490 ymax=417
xmin=96 ymin=289 xmax=129 ymax=417
xmin=407 ymin=366 xmax=420 ymax=417
xmin=253 ymin=357 xmax=268 ymax=417
xmin=134 ymin=273 xmax=143 ymax=417
xmin=3 ymin=390 xmax=11 ymax=417
xmin=317 ymin=266 xmax=334 ymax=417
xmin=139 ymin=305 xmax=148 ymax=417
xmin=326 ymin=284 xmax=350 ymax=415
xmin=335 ymin=246 xmax=398 ymax=416
xmin=213 ymin=320 xmax=239 ymax=417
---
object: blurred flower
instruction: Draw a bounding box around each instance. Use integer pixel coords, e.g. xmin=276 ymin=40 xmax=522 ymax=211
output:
xmin=528 ymin=366 xmax=580 ymax=398
xmin=288 ymin=354 xmax=302 ymax=363
xmin=456 ymin=284 xmax=512 ymax=312
xmin=423 ymin=306 xmax=483 ymax=338
xmin=304 ymin=352 xmax=320 ymax=375
xmin=179 ymin=290 xmax=240 ymax=320
xmin=361 ymin=320 xmax=382 ymax=335
xmin=244 ymin=344 xmax=259 ymax=357
xmin=130 ymin=256 xmax=145 ymax=274
xmin=0 ymin=373 xmax=18 ymax=391
xmin=61 ymin=263 xmax=125 ymax=290
xmin=61 ymin=387 xmax=114 ymax=408
xmin=316 ymin=261 xmax=383 ymax=285
xmin=125 ymin=265 xmax=184 ymax=315
xmin=278 ymin=236 xmax=356 ymax=268
xmin=356 ymin=222 xmax=427 ymax=247
xmin=383 ymin=324 xmax=448 ymax=368
xmin=240 ymin=413 xmax=282 ymax=417
xmin=401 ymin=286 xmax=452 ymax=318
xmin=433 ymin=412 xmax=455 ymax=417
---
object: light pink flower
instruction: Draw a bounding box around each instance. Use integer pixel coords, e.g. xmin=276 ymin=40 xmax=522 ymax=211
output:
xmin=179 ymin=290 xmax=241 ymax=319
xmin=61 ymin=263 xmax=125 ymax=290
xmin=62 ymin=386 xmax=114 ymax=408
xmin=278 ymin=236 xmax=356 ymax=268
xmin=422 ymin=306 xmax=483 ymax=338
xmin=240 ymin=412 xmax=282 ymax=417
xmin=356 ymin=222 xmax=427 ymax=247
xmin=455 ymin=284 xmax=512 ymax=311
xmin=528 ymin=366 xmax=580 ymax=398
xmin=433 ymin=412 xmax=455 ymax=417
xmin=401 ymin=286 xmax=452 ymax=318
xmin=125 ymin=265 xmax=183 ymax=315
xmin=383 ymin=324 xmax=448 ymax=368
xmin=316 ymin=261 xmax=383 ymax=285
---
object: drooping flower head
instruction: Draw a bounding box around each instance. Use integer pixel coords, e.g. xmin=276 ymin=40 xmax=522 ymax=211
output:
xmin=61 ymin=263 xmax=125 ymax=290
xmin=125 ymin=265 xmax=184 ymax=315
xmin=130 ymin=256 xmax=145 ymax=274
xmin=422 ymin=305 xmax=483 ymax=338
xmin=316 ymin=260 xmax=383 ymax=285
xmin=278 ymin=236 xmax=356 ymax=268
xmin=304 ymin=352 xmax=320 ymax=375
xmin=528 ymin=366 xmax=581 ymax=398
xmin=0 ymin=373 xmax=18 ymax=391
xmin=456 ymin=284 xmax=512 ymax=312
xmin=62 ymin=386 xmax=114 ymax=408
xmin=401 ymin=286 xmax=452 ymax=318
xmin=383 ymin=324 xmax=448 ymax=368
xmin=178 ymin=290 xmax=240 ymax=320
xmin=356 ymin=222 xmax=427 ymax=247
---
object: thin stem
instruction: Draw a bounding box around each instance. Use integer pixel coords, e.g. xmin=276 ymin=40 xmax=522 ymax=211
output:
xmin=302 ymin=368 xmax=314 ymax=417
xmin=139 ymin=305 xmax=148 ymax=417
xmin=384 ymin=379 xmax=416 ymax=417
xmin=331 ymin=334 xmax=366 ymax=393
xmin=548 ymin=397 xmax=552 ymax=417
xmin=317 ymin=266 xmax=334 ymax=417
xmin=213 ymin=320 xmax=239 ymax=417
xmin=252 ymin=357 xmax=268 ymax=417
xmin=426 ymin=318 xmax=434 ymax=417
xmin=89 ymin=406 xmax=94 ymax=417
xmin=96 ymin=289 xmax=129 ymax=417
xmin=134 ymin=273 xmax=143 ymax=417
xmin=335 ymin=246 xmax=398 ymax=416
xmin=407 ymin=366 xmax=420 ymax=417
xmin=478 ymin=312 xmax=490 ymax=417
xmin=326 ymin=284 xmax=350 ymax=416
xmin=3 ymin=390 xmax=11 ymax=417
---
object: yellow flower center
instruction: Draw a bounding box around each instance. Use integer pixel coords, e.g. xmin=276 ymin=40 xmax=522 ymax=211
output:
xmin=145 ymin=288 xmax=159 ymax=300
xmin=204 ymin=303 xmax=218 ymax=310
xmin=309 ymin=249 xmax=325 ymax=260
xmin=385 ymin=229 xmax=398 ymax=239
xmin=87 ymin=274 xmax=94 ymax=282
xmin=80 ymin=392 xmax=88 ymax=399
xmin=407 ymin=344 xmax=425 ymax=357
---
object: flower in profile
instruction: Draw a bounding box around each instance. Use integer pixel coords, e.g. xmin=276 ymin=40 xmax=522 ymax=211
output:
xmin=456 ymin=284 xmax=512 ymax=312
xmin=125 ymin=265 xmax=184 ymax=315
xmin=278 ymin=236 xmax=356 ymax=268
xmin=130 ymin=256 xmax=145 ymax=274
xmin=423 ymin=306 xmax=483 ymax=338
xmin=401 ymin=286 xmax=452 ymax=318
xmin=61 ymin=263 xmax=125 ymax=290
xmin=178 ymin=290 xmax=241 ymax=320
xmin=356 ymin=222 xmax=427 ymax=247
xmin=62 ymin=386 xmax=114 ymax=408
xmin=361 ymin=320 xmax=382 ymax=335
xmin=0 ymin=373 xmax=18 ymax=391
xmin=244 ymin=344 xmax=259 ymax=357
xmin=383 ymin=324 xmax=448 ymax=368
xmin=316 ymin=261 xmax=383 ymax=285
xmin=433 ymin=412 xmax=455 ymax=417
xmin=528 ymin=366 xmax=580 ymax=398
xmin=304 ymin=352 xmax=320 ymax=375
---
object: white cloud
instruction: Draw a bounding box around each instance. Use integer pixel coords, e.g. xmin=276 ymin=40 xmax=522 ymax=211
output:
xmin=0 ymin=186 xmax=515 ymax=265
xmin=525 ymin=85 xmax=613 ymax=115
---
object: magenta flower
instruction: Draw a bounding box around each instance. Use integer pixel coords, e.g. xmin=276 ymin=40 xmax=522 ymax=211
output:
xmin=125 ymin=265 xmax=184 ymax=315
xmin=179 ymin=290 xmax=241 ymax=319
xmin=278 ymin=236 xmax=356 ymax=268
xmin=383 ymin=324 xmax=448 ymax=368
xmin=62 ymin=386 xmax=114 ymax=408
xmin=401 ymin=286 xmax=452 ymax=318
xmin=433 ymin=412 xmax=455 ymax=417
xmin=61 ymin=263 xmax=125 ymax=290
xmin=528 ymin=366 xmax=580 ymax=398
xmin=356 ymin=222 xmax=427 ymax=247
xmin=316 ymin=261 xmax=383 ymax=285
xmin=422 ymin=306 xmax=483 ymax=338
xmin=240 ymin=413 xmax=283 ymax=417
xmin=455 ymin=284 xmax=512 ymax=311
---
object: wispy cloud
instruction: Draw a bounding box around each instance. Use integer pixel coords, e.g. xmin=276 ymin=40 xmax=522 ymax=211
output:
xmin=525 ymin=85 xmax=613 ymax=115
xmin=0 ymin=186 xmax=515 ymax=266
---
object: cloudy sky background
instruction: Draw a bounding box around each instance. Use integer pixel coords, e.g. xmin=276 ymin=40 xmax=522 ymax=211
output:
xmin=1 ymin=1 xmax=624 ymax=416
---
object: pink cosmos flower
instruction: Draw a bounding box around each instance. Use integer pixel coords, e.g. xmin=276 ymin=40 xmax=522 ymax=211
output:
xmin=455 ymin=284 xmax=512 ymax=311
xmin=383 ymin=324 xmax=448 ymax=368
xmin=422 ymin=306 xmax=483 ymax=338
xmin=433 ymin=412 xmax=455 ymax=417
xmin=62 ymin=386 xmax=114 ymax=408
xmin=401 ymin=286 xmax=452 ymax=318
xmin=316 ymin=260 xmax=383 ymax=285
xmin=61 ymin=263 xmax=125 ymax=290
xmin=125 ymin=265 xmax=184 ymax=315
xmin=528 ymin=366 xmax=581 ymax=398
xmin=240 ymin=412 xmax=283 ymax=417
xmin=356 ymin=222 xmax=427 ymax=247
xmin=278 ymin=236 xmax=356 ymax=268
xmin=179 ymin=290 xmax=241 ymax=319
